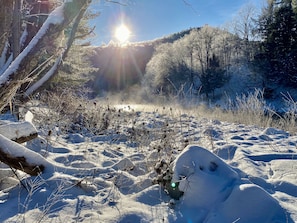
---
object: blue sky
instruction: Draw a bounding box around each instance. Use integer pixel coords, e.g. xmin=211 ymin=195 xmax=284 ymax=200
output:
xmin=89 ymin=0 xmax=266 ymax=45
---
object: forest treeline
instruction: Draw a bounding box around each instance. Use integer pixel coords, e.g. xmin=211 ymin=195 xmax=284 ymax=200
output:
xmin=90 ymin=0 xmax=297 ymax=100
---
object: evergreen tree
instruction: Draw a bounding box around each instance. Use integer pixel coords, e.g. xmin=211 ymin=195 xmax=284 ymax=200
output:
xmin=200 ymin=54 xmax=228 ymax=98
xmin=256 ymin=0 xmax=297 ymax=86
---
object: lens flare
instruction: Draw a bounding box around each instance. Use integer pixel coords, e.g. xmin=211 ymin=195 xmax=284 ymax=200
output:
xmin=115 ymin=24 xmax=131 ymax=43
xmin=171 ymin=182 xmax=177 ymax=188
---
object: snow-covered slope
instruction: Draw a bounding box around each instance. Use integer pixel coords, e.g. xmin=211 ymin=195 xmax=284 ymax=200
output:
xmin=0 ymin=104 xmax=296 ymax=222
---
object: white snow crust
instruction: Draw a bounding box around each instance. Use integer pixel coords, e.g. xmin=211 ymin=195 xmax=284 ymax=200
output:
xmin=0 ymin=104 xmax=296 ymax=223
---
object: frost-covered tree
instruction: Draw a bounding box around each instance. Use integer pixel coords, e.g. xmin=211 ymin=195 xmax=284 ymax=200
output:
xmin=143 ymin=26 xmax=233 ymax=99
xmin=183 ymin=26 xmax=230 ymax=98
xmin=143 ymin=43 xmax=191 ymax=96
xmin=190 ymin=26 xmax=218 ymax=74
xmin=232 ymin=3 xmax=259 ymax=61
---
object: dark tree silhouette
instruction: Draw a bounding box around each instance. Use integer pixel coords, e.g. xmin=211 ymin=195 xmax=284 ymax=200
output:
xmin=256 ymin=0 xmax=297 ymax=86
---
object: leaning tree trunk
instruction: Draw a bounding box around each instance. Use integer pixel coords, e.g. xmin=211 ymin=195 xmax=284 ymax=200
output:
xmin=21 ymin=1 xmax=90 ymax=99
xmin=0 ymin=0 xmax=91 ymax=113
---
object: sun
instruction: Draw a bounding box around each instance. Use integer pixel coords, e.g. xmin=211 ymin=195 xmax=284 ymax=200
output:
xmin=115 ymin=24 xmax=131 ymax=43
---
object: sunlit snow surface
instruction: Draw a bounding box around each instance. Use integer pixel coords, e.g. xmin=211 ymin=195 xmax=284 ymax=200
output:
xmin=172 ymin=145 xmax=289 ymax=223
xmin=0 ymin=104 xmax=296 ymax=223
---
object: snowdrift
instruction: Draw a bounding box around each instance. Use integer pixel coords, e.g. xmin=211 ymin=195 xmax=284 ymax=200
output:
xmin=172 ymin=145 xmax=289 ymax=223
xmin=0 ymin=105 xmax=296 ymax=222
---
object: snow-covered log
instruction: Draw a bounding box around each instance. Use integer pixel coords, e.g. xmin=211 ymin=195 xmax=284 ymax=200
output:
xmin=0 ymin=121 xmax=38 ymax=143
xmin=0 ymin=134 xmax=46 ymax=175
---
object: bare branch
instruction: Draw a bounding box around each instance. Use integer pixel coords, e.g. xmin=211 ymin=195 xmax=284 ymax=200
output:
xmin=105 ymin=0 xmax=128 ymax=6
xmin=182 ymin=0 xmax=199 ymax=15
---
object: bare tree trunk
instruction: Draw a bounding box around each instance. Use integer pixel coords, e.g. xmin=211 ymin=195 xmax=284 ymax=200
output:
xmin=12 ymin=0 xmax=21 ymax=59
xmin=0 ymin=0 xmax=13 ymax=68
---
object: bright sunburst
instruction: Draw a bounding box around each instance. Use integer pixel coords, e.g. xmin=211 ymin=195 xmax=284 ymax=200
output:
xmin=115 ymin=24 xmax=131 ymax=43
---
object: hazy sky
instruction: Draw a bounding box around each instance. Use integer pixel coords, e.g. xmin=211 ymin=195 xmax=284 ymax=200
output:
xmin=89 ymin=0 xmax=266 ymax=45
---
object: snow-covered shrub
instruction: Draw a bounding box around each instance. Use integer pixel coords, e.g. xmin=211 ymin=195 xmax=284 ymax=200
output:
xmin=153 ymin=158 xmax=184 ymax=200
xmin=278 ymin=92 xmax=297 ymax=132
xmin=227 ymin=89 xmax=273 ymax=126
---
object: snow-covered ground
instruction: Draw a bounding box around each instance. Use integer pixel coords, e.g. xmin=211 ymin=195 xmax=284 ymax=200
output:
xmin=0 ymin=103 xmax=296 ymax=222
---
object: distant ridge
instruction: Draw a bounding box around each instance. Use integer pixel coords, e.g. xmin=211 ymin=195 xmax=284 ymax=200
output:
xmin=89 ymin=27 xmax=201 ymax=93
xmin=129 ymin=27 xmax=200 ymax=46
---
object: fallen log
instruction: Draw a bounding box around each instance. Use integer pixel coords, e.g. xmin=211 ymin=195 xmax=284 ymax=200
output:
xmin=0 ymin=121 xmax=38 ymax=143
xmin=0 ymin=133 xmax=46 ymax=176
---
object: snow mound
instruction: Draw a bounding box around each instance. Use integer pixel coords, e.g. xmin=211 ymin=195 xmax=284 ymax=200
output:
xmin=171 ymin=145 xmax=289 ymax=223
